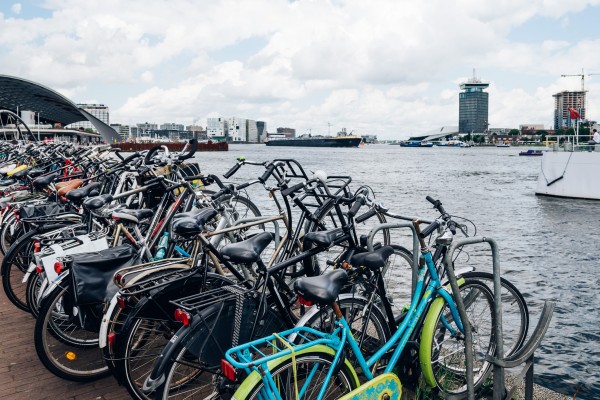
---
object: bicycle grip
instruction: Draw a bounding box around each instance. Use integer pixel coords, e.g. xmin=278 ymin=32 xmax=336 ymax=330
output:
xmin=355 ymin=207 xmax=377 ymax=224
xmin=177 ymin=138 xmax=198 ymax=161
xmin=236 ymin=181 xmax=251 ymax=190
xmin=420 ymin=220 xmax=440 ymax=238
xmin=223 ymin=162 xmax=241 ymax=179
xmin=259 ymin=163 xmax=276 ymax=183
xmin=348 ymin=196 xmax=365 ymax=219
xmin=425 ymin=196 xmax=437 ymax=205
xmin=281 ymin=182 xmax=305 ymax=197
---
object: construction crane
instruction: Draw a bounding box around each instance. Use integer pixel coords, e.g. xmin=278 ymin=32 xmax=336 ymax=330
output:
xmin=561 ymin=68 xmax=600 ymax=92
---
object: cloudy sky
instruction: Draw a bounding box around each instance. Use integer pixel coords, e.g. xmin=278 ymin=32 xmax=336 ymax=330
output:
xmin=2 ymin=0 xmax=600 ymax=139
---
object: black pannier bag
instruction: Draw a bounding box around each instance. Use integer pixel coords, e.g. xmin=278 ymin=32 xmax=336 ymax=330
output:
xmin=68 ymin=244 xmax=141 ymax=332
xmin=19 ymin=203 xmax=65 ymax=219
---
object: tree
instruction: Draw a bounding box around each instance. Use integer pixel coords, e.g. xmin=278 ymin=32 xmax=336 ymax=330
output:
xmin=566 ymin=128 xmax=575 ymax=136
xmin=464 ymin=133 xmax=472 ymax=142
xmin=84 ymin=128 xmax=95 ymax=134
xmin=508 ymin=129 xmax=520 ymax=136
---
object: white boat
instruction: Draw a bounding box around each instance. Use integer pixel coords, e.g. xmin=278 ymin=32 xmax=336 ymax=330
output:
xmin=496 ymin=142 xmax=511 ymax=147
xmin=535 ymin=143 xmax=600 ymax=200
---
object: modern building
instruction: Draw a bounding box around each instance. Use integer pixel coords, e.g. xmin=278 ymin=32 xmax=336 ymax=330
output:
xmin=256 ymin=121 xmax=267 ymax=143
xmin=67 ymin=104 xmax=109 ymax=132
xmin=553 ymin=91 xmax=586 ymax=129
xmin=110 ymin=124 xmax=132 ymax=141
xmin=458 ymin=74 xmax=489 ymax=134
xmin=207 ymin=117 xmax=228 ymax=141
xmin=160 ymin=122 xmax=185 ymax=131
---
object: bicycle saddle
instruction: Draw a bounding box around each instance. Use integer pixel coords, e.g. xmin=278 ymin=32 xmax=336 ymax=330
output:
xmin=57 ymin=179 xmax=84 ymax=196
xmin=172 ymin=208 xmax=211 ymax=221
xmin=32 ymin=173 xmax=59 ymax=189
xmin=83 ymin=194 xmax=113 ymax=210
xmin=303 ymin=227 xmax=345 ymax=248
xmin=112 ymin=208 xmax=154 ymax=224
xmin=27 ymin=167 xmax=46 ymax=178
xmin=65 ymin=182 xmax=101 ymax=203
xmin=350 ymin=246 xmax=395 ymax=271
xmin=294 ymin=269 xmax=348 ymax=305
xmin=172 ymin=208 xmax=218 ymax=236
xmin=220 ymin=231 xmax=274 ymax=264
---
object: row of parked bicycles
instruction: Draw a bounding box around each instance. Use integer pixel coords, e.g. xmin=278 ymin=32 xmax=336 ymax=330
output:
xmin=0 ymin=139 xmax=531 ymax=399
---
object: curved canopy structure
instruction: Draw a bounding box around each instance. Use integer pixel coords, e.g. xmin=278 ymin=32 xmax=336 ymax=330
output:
xmin=0 ymin=75 xmax=119 ymax=143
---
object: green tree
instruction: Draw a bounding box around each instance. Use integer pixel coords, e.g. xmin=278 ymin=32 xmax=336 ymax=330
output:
xmin=508 ymin=129 xmax=520 ymax=135
xmin=464 ymin=133 xmax=472 ymax=142
xmin=84 ymin=128 xmax=95 ymax=134
xmin=566 ymin=128 xmax=575 ymax=135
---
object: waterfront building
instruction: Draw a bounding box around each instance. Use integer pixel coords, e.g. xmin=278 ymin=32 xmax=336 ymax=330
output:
xmin=553 ymin=91 xmax=586 ymax=129
xmin=458 ymin=73 xmax=489 ymax=134
xmin=160 ymin=122 xmax=185 ymax=131
xmin=207 ymin=117 xmax=228 ymax=141
xmin=68 ymin=104 xmax=109 ymax=132
xmin=257 ymin=121 xmax=267 ymax=143
xmin=110 ymin=124 xmax=132 ymax=141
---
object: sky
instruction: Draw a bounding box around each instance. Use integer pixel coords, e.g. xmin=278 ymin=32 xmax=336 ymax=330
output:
xmin=2 ymin=0 xmax=600 ymax=139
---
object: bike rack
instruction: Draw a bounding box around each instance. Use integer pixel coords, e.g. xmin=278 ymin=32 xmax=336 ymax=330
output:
xmin=445 ymin=237 xmax=555 ymax=400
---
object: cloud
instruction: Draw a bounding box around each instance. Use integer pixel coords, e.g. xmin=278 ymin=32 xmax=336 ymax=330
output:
xmin=2 ymin=0 xmax=600 ymax=138
xmin=10 ymin=3 xmax=21 ymax=14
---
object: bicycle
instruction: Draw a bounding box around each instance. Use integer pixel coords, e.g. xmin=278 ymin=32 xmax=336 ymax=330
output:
xmin=224 ymin=197 xmax=497 ymax=399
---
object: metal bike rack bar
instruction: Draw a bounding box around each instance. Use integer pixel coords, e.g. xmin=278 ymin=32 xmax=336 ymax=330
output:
xmin=445 ymin=237 xmax=555 ymax=400
xmin=367 ymin=222 xmax=420 ymax=296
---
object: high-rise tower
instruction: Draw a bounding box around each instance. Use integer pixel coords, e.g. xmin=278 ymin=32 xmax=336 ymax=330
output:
xmin=553 ymin=91 xmax=585 ymax=129
xmin=458 ymin=72 xmax=489 ymax=134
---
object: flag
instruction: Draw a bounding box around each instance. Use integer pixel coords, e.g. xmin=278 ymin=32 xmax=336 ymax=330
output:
xmin=569 ymin=107 xmax=580 ymax=119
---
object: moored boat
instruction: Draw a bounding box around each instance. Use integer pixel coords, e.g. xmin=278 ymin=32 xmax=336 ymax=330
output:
xmin=265 ymin=135 xmax=362 ymax=148
xmin=399 ymin=141 xmax=433 ymax=147
xmin=519 ymin=149 xmax=543 ymax=156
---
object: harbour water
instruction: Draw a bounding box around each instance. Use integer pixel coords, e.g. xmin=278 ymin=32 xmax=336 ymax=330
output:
xmin=194 ymin=143 xmax=600 ymax=399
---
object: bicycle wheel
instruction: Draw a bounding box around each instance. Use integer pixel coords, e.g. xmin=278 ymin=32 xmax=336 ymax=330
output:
xmin=238 ymin=351 xmax=359 ymax=400
xmin=460 ymin=271 xmax=529 ymax=357
xmin=294 ymin=295 xmax=391 ymax=362
xmin=154 ymin=301 xmax=286 ymax=399
xmin=303 ymin=200 xmax=389 ymax=277
xmin=420 ymin=279 xmax=495 ymax=397
xmin=0 ymin=211 xmax=20 ymax=254
xmin=25 ymin=269 xmax=44 ymax=318
xmin=34 ymin=283 xmax=109 ymax=381
xmin=377 ymin=244 xmax=414 ymax=318
xmin=119 ymin=273 xmax=234 ymax=400
xmin=1 ymin=228 xmax=36 ymax=311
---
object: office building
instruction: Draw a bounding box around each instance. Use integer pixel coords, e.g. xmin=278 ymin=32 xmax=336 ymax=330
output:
xmin=257 ymin=121 xmax=267 ymax=143
xmin=553 ymin=91 xmax=586 ymax=129
xmin=207 ymin=117 xmax=228 ymax=141
xmin=276 ymin=127 xmax=296 ymax=138
xmin=458 ymin=74 xmax=489 ymax=134
xmin=67 ymin=104 xmax=109 ymax=132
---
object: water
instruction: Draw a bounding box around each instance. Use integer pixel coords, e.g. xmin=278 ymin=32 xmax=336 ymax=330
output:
xmin=192 ymin=144 xmax=600 ymax=398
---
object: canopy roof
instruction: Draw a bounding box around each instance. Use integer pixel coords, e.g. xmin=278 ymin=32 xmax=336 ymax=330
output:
xmin=0 ymin=75 xmax=118 ymax=142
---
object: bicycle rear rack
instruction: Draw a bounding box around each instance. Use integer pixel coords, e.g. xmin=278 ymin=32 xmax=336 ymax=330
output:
xmin=445 ymin=237 xmax=555 ymax=400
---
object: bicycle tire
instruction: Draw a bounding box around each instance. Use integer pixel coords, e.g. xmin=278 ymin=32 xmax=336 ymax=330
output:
xmin=1 ymin=228 xmax=37 ymax=311
xmin=236 ymin=350 xmax=359 ymax=400
xmin=460 ymin=271 xmax=529 ymax=357
xmin=419 ymin=279 xmax=496 ymax=398
xmin=34 ymin=283 xmax=110 ymax=382
xmin=0 ymin=212 xmax=20 ymax=254
xmin=293 ymin=295 xmax=391 ymax=363
xmin=25 ymin=269 xmax=44 ymax=318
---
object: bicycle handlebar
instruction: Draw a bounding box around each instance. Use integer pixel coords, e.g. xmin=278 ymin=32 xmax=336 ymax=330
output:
xmin=223 ymin=162 xmax=242 ymax=179
xmin=177 ymin=139 xmax=198 ymax=161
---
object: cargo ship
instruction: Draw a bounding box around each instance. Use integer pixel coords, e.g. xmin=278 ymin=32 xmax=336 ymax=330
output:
xmin=265 ymin=134 xmax=362 ymax=148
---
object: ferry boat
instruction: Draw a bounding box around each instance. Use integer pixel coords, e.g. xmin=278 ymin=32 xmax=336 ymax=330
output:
xmin=399 ymin=141 xmax=433 ymax=147
xmin=265 ymin=134 xmax=362 ymax=148
xmin=519 ymin=149 xmax=544 ymax=156
xmin=535 ymin=139 xmax=600 ymax=200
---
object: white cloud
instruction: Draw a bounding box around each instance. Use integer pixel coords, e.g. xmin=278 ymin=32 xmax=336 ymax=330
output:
xmin=10 ymin=3 xmax=21 ymax=14
xmin=2 ymin=0 xmax=600 ymax=138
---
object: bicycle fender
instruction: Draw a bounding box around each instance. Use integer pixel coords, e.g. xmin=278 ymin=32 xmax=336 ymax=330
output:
xmin=337 ymin=372 xmax=402 ymax=400
xmin=232 ymin=345 xmax=360 ymax=400
xmin=22 ymin=262 xmax=37 ymax=283
xmin=41 ymin=269 xmax=70 ymax=301
xmin=419 ymin=277 xmax=465 ymax=388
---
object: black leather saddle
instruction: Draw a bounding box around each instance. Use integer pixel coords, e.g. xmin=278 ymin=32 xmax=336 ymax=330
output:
xmin=83 ymin=194 xmax=113 ymax=210
xmin=65 ymin=182 xmax=101 ymax=203
xmin=27 ymin=168 xmax=46 ymax=179
xmin=32 ymin=173 xmax=58 ymax=190
xmin=350 ymin=246 xmax=395 ymax=271
xmin=220 ymin=231 xmax=274 ymax=264
xmin=294 ymin=269 xmax=348 ymax=305
xmin=172 ymin=208 xmax=218 ymax=236
xmin=303 ymin=228 xmax=346 ymax=249
xmin=112 ymin=208 xmax=154 ymax=224
xmin=11 ymin=167 xmax=31 ymax=179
